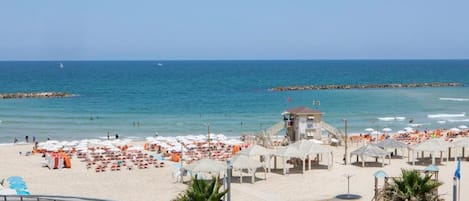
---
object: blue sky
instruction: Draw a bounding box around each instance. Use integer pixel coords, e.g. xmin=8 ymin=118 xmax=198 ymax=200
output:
xmin=1 ymin=0 xmax=469 ymax=60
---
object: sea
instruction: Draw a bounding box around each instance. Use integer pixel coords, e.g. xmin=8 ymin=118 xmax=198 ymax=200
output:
xmin=0 ymin=60 xmax=468 ymax=143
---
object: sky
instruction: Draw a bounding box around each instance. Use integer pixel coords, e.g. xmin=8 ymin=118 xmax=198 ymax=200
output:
xmin=1 ymin=0 xmax=469 ymax=60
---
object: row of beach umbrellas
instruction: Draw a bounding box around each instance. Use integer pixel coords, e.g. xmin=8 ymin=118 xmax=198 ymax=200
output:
xmin=364 ymin=125 xmax=467 ymax=135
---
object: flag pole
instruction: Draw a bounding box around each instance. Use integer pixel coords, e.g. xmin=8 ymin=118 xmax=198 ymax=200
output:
xmin=453 ymin=177 xmax=457 ymax=201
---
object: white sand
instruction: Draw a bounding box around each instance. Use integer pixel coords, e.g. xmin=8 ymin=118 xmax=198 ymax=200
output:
xmin=1 ymin=143 xmax=468 ymax=201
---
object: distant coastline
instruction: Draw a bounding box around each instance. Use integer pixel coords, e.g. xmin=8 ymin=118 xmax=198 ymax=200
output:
xmin=0 ymin=92 xmax=72 ymax=99
xmin=270 ymin=82 xmax=464 ymax=91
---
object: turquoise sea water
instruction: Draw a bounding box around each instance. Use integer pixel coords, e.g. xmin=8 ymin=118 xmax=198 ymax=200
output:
xmin=0 ymin=60 xmax=468 ymax=143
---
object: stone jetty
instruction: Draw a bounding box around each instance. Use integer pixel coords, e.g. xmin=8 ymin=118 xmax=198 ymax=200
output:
xmin=270 ymin=82 xmax=464 ymax=91
xmin=0 ymin=92 xmax=72 ymax=99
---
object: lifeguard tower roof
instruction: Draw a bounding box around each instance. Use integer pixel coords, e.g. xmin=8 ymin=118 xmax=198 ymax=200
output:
xmin=287 ymin=106 xmax=322 ymax=115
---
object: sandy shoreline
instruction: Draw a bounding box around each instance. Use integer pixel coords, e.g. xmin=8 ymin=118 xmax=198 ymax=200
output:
xmin=1 ymin=140 xmax=468 ymax=201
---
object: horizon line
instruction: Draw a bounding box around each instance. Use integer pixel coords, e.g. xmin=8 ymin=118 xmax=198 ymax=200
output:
xmin=1 ymin=58 xmax=469 ymax=62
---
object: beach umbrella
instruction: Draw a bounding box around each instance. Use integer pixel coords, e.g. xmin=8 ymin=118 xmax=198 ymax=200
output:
xmin=397 ymin=130 xmax=406 ymax=134
xmin=450 ymin=128 xmax=461 ymax=133
xmin=382 ymin=128 xmax=392 ymax=132
xmin=404 ymin=127 xmax=413 ymax=131
xmin=364 ymin=128 xmax=375 ymax=132
xmin=458 ymin=125 xmax=468 ymax=129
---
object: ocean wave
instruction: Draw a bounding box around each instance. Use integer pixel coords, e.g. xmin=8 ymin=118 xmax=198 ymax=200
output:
xmin=447 ymin=119 xmax=469 ymax=122
xmin=378 ymin=117 xmax=395 ymax=121
xmin=378 ymin=117 xmax=406 ymax=121
xmin=427 ymin=113 xmax=466 ymax=118
xmin=408 ymin=123 xmax=430 ymax=127
xmin=395 ymin=117 xmax=406 ymax=121
xmin=439 ymin=97 xmax=469 ymax=102
xmin=437 ymin=120 xmax=446 ymax=124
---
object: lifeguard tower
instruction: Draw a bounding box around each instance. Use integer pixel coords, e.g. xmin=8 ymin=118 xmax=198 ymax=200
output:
xmin=282 ymin=106 xmax=323 ymax=142
xmin=282 ymin=106 xmax=344 ymax=143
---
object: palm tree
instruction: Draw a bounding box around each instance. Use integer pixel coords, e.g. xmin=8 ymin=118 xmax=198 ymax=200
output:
xmin=385 ymin=169 xmax=442 ymax=201
xmin=173 ymin=175 xmax=228 ymax=201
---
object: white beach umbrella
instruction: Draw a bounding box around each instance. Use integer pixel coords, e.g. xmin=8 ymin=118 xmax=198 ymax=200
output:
xmin=458 ymin=125 xmax=468 ymax=129
xmin=450 ymin=128 xmax=461 ymax=133
xmin=382 ymin=128 xmax=392 ymax=132
xmin=364 ymin=128 xmax=375 ymax=132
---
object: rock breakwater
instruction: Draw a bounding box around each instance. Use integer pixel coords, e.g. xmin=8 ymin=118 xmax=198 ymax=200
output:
xmin=0 ymin=92 xmax=72 ymax=99
xmin=270 ymin=82 xmax=464 ymax=91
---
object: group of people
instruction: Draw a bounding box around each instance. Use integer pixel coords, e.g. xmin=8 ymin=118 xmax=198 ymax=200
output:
xmin=13 ymin=135 xmax=38 ymax=144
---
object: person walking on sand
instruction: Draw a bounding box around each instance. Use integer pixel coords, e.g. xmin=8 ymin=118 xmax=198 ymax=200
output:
xmin=13 ymin=137 xmax=18 ymax=144
xmin=25 ymin=135 xmax=29 ymax=143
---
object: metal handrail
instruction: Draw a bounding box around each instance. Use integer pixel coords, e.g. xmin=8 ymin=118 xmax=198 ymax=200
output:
xmin=1 ymin=195 xmax=115 ymax=201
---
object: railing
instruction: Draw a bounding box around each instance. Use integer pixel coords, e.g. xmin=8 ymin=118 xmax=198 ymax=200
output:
xmin=265 ymin=121 xmax=284 ymax=136
xmin=1 ymin=195 xmax=114 ymax=201
xmin=321 ymin=121 xmax=344 ymax=143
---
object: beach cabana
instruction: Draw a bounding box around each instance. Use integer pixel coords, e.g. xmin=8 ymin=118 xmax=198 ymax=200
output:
xmin=232 ymin=155 xmax=265 ymax=183
xmin=454 ymin=138 xmax=469 ymax=159
xmin=350 ymin=144 xmax=390 ymax=167
xmin=289 ymin=140 xmax=334 ymax=169
xmin=409 ymin=138 xmax=451 ymax=165
xmin=274 ymin=146 xmax=306 ymax=174
xmin=186 ymin=158 xmax=226 ymax=176
xmin=238 ymin=144 xmax=274 ymax=172
xmin=376 ymin=139 xmax=408 ymax=157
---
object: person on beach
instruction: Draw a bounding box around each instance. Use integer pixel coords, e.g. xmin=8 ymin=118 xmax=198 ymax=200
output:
xmin=107 ymin=132 xmax=110 ymax=140
xmin=13 ymin=137 xmax=18 ymax=144
xmin=115 ymin=134 xmax=119 ymax=139
xmin=25 ymin=135 xmax=29 ymax=143
xmin=32 ymin=136 xmax=36 ymax=143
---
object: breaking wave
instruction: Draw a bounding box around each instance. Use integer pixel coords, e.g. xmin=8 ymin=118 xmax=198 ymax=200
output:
xmin=427 ymin=113 xmax=466 ymax=118
xmin=439 ymin=97 xmax=469 ymax=102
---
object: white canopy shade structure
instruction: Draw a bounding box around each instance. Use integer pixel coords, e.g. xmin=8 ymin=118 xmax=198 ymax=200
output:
xmin=274 ymin=146 xmax=306 ymax=174
xmin=289 ymin=140 xmax=334 ymax=170
xmin=232 ymin=155 xmax=265 ymax=183
xmin=376 ymin=139 xmax=408 ymax=154
xmin=454 ymin=138 xmax=469 ymax=159
xmin=0 ymin=187 xmax=17 ymax=195
xmin=350 ymin=144 xmax=390 ymax=167
xmin=409 ymin=138 xmax=451 ymax=165
xmin=238 ymin=144 xmax=275 ymax=172
xmin=186 ymin=158 xmax=226 ymax=175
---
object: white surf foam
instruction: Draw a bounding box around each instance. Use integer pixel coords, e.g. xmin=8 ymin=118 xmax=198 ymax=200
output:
xmin=378 ymin=117 xmax=395 ymax=121
xmin=408 ymin=123 xmax=429 ymax=127
xmin=447 ymin=119 xmax=469 ymax=123
xmin=395 ymin=117 xmax=406 ymax=121
xmin=437 ymin=120 xmax=446 ymax=124
xmin=427 ymin=113 xmax=466 ymax=118
xmin=439 ymin=97 xmax=469 ymax=102
xmin=378 ymin=117 xmax=406 ymax=121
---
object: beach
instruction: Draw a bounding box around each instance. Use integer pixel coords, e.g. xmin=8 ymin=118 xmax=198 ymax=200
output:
xmin=1 ymin=138 xmax=468 ymax=201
